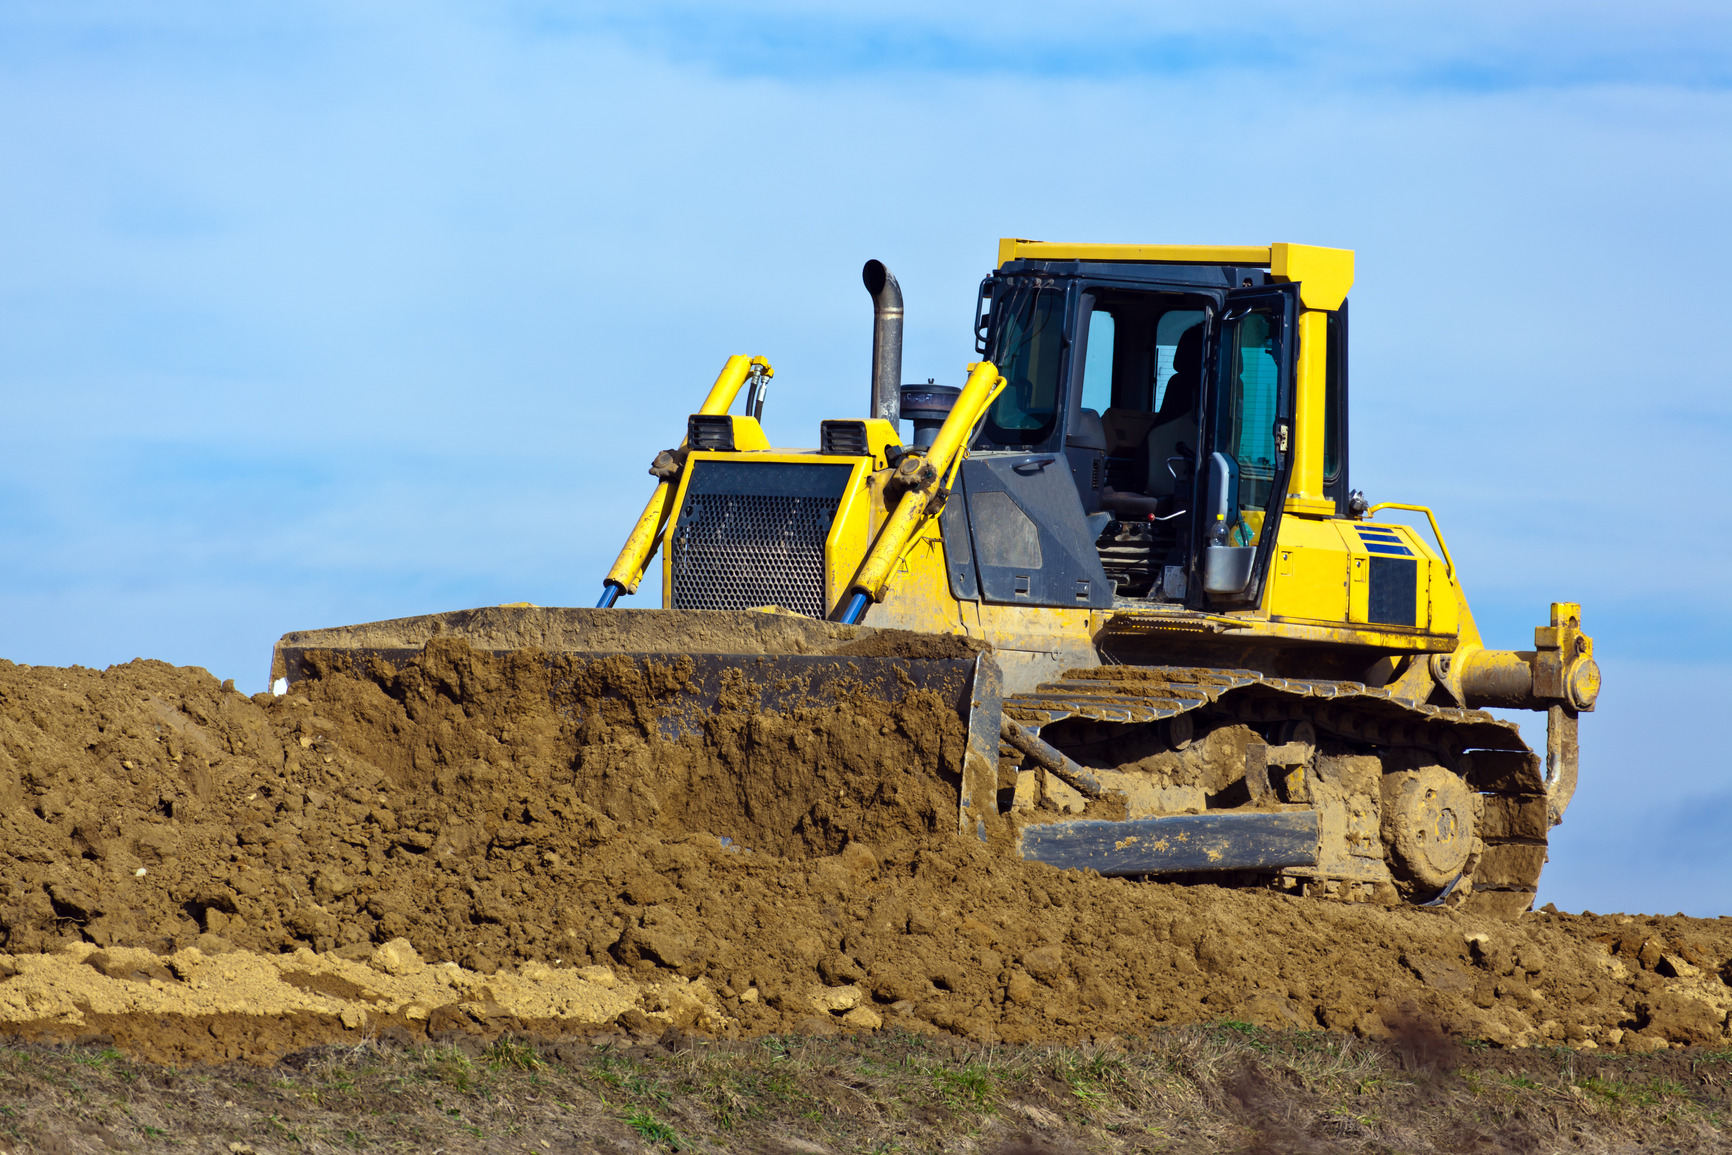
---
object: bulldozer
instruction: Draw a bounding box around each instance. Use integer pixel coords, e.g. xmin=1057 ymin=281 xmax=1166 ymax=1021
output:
xmin=272 ymin=240 xmax=1598 ymax=916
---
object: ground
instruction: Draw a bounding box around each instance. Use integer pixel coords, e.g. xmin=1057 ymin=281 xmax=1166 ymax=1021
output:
xmin=0 ymin=1026 xmax=1728 ymax=1153
xmin=0 ymin=647 xmax=1727 ymax=1152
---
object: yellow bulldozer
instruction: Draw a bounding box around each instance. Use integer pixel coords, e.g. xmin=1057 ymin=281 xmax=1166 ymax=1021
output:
xmin=273 ymin=240 xmax=1598 ymax=915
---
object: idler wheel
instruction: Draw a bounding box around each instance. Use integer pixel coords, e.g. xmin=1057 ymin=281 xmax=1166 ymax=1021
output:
xmin=1380 ymin=766 xmax=1475 ymax=892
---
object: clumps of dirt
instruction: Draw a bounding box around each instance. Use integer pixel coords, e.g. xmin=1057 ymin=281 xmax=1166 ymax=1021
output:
xmin=0 ymin=641 xmax=966 ymax=963
xmin=0 ymin=643 xmax=1728 ymax=1064
xmin=828 ymin=629 xmax=988 ymax=660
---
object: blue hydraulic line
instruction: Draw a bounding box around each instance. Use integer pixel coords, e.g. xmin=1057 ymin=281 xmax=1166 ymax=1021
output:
xmin=838 ymin=590 xmax=870 ymax=625
xmin=597 ymin=580 xmax=624 ymax=608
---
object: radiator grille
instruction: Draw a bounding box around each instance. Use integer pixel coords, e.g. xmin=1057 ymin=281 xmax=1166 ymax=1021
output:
xmin=1368 ymin=556 xmax=1418 ymax=627
xmin=669 ymin=461 xmax=852 ymax=618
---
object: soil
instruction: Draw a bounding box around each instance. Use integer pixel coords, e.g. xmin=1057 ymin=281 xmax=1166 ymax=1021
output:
xmin=0 ymin=642 xmax=1727 ymax=1066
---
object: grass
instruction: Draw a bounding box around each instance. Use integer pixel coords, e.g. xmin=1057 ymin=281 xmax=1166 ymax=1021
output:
xmin=1579 ymin=1074 xmax=1692 ymax=1109
xmin=930 ymin=1061 xmax=998 ymax=1110
xmin=483 ymin=1034 xmax=545 ymax=1072
xmin=625 ymin=1106 xmax=683 ymax=1147
xmin=0 ymin=1028 xmax=1718 ymax=1151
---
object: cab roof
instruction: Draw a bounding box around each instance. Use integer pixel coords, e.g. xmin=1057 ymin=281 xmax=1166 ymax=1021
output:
xmin=994 ymin=239 xmax=1354 ymax=311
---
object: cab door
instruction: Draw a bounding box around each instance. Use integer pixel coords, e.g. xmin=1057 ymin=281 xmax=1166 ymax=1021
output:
xmin=1196 ymin=284 xmax=1298 ymax=607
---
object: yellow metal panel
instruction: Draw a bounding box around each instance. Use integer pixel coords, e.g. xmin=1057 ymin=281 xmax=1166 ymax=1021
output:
xmin=857 ymin=418 xmax=904 ymax=470
xmin=1285 ymin=310 xmax=1330 ymax=511
xmin=1267 ymin=516 xmax=1351 ymax=623
xmin=1348 ymin=551 xmax=1370 ymax=622
xmin=824 ymin=460 xmax=878 ymax=613
xmin=997 ymin=239 xmax=1274 ymax=268
xmin=972 ymin=603 xmax=1096 ymax=652
xmin=997 ymin=238 xmax=1035 ymax=267
xmin=865 ymin=529 xmax=968 ymax=635
xmin=1103 ymin=601 xmax=1454 ymax=652
xmin=1429 ymin=556 xmax=1459 ymax=635
xmin=996 ymin=240 xmax=1356 ymax=309
xmin=999 ymin=240 xmax=1274 ymax=267
xmin=1382 ymin=523 xmax=1458 ymax=636
xmin=1415 ymin=538 xmax=1433 ymax=630
xmin=1269 ymin=243 xmax=1355 ymax=311
xmin=725 ymin=416 xmax=772 ymax=451
xmin=660 ymin=465 xmax=694 ymax=606
xmin=1389 ymin=511 xmax=1458 ymax=633
xmin=1264 ymin=519 xmax=1452 ymax=635
xmin=863 ymin=510 xmax=1099 ymax=659
xmin=1331 ymin=521 xmax=1458 ymax=635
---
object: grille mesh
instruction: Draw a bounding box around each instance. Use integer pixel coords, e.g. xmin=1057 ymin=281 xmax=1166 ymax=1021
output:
xmin=670 ymin=492 xmax=837 ymax=617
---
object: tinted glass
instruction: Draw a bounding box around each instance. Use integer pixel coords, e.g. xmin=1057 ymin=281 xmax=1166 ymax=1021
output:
xmin=1152 ymin=310 xmax=1206 ymax=412
xmin=983 ymin=286 xmax=1065 ymax=446
xmin=1079 ymin=308 xmax=1114 ymax=415
xmin=1216 ymin=306 xmax=1284 ymax=536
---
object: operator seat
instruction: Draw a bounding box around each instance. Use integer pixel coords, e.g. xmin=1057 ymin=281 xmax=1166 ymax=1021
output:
xmin=1140 ymin=326 xmax=1202 ymax=497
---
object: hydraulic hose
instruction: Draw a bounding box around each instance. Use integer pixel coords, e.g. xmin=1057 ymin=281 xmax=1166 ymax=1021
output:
xmin=838 ymin=590 xmax=871 ymax=625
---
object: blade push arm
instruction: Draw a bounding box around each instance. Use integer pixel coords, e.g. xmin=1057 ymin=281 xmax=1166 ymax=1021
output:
xmin=837 ymin=360 xmax=1005 ymax=624
xmin=598 ymin=355 xmax=772 ymax=607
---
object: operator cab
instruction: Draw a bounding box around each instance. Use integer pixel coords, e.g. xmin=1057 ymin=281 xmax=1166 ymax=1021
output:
xmin=957 ymin=251 xmax=1349 ymax=610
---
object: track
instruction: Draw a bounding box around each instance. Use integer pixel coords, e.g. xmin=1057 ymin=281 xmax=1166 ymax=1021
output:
xmin=1003 ymin=665 xmax=1551 ymax=915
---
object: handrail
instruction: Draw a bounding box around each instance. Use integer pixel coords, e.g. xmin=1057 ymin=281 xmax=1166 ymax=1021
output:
xmin=598 ymin=355 xmax=772 ymax=606
xmin=1366 ymin=502 xmax=1455 ymax=580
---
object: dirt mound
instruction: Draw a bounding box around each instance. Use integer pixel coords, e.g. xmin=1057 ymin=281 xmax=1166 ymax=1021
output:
xmin=0 ymin=643 xmax=1727 ymax=1063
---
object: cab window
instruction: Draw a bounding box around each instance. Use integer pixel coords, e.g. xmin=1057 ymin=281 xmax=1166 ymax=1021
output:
xmin=1152 ymin=310 xmax=1206 ymax=412
xmin=1079 ymin=310 xmax=1114 ymax=416
xmin=982 ymin=285 xmax=1065 ymax=447
xmin=1215 ymin=305 xmax=1284 ymax=539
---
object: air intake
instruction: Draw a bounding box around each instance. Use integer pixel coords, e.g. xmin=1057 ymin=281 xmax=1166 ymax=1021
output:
xmin=687 ymin=414 xmax=735 ymax=452
xmin=899 ymin=383 xmax=960 ymax=450
xmin=820 ymin=420 xmax=869 ymax=456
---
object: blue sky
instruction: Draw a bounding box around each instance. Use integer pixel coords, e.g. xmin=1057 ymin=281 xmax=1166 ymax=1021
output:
xmin=1 ymin=1 xmax=1728 ymax=914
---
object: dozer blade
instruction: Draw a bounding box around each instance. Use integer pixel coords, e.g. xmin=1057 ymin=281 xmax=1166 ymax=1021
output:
xmin=271 ymin=605 xmax=1007 ymax=834
xmin=269 ymin=605 xmax=989 ymax=685
xmin=267 ymin=609 xmax=1452 ymax=890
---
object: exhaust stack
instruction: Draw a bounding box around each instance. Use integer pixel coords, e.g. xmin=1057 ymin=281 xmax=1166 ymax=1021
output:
xmin=862 ymin=259 xmax=903 ymax=424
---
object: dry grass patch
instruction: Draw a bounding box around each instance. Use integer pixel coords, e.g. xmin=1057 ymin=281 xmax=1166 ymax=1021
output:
xmin=0 ymin=1027 xmax=1723 ymax=1152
